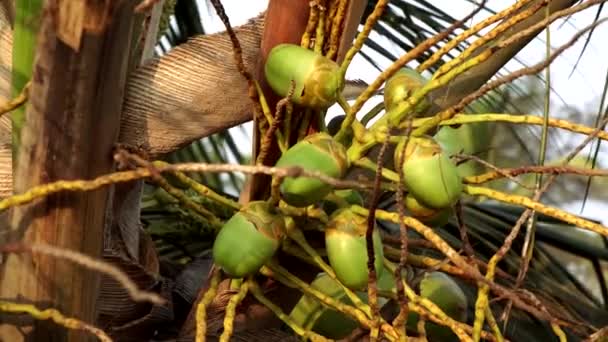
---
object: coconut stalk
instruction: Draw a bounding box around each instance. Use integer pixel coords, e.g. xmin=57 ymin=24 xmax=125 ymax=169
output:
xmin=0 ymin=1 xmax=139 ymax=341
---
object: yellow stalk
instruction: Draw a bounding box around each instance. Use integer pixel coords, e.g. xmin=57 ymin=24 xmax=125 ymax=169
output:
xmin=464 ymin=185 xmax=608 ymax=237
xmin=0 ymin=301 xmax=111 ymax=342
xmin=195 ymin=269 xmax=222 ymax=342
xmin=219 ymin=280 xmax=249 ymax=342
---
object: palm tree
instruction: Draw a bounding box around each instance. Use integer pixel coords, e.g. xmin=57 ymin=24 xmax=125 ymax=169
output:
xmin=0 ymin=0 xmax=607 ymax=341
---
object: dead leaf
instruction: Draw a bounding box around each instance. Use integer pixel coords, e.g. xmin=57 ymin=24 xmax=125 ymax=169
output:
xmin=98 ymin=250 xmax=162 ymax=328
xmin=118 ymin=14 xmax=264 ymax=158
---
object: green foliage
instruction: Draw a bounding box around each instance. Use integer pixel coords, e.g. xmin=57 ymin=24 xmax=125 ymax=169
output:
xmin=11 ymin=0 xmax=43 ymax=160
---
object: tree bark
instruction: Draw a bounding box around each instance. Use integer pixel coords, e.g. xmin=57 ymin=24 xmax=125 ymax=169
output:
xmin=0 ymin=0 xmax=138 ymax=340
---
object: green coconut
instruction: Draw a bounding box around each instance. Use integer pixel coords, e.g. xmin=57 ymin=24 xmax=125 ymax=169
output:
xmin=290 ymin=270 xmax=395 ymax=339
xmin=325 ymin=208 xmax=384 ymax=290
xmin=405 ymin=194 xmax=452 ymax=227
xmin=276 ymin=133 xmax=349 ymax=207
xmin=383 ymin=67 xmax=430 ymax=115
xmin=321 ymin=188 xmax=365 ymax=215
xmin=407 ymin=272 xmax=468 ymax=341
xmin=395 ymin=136 xmax=463 ymax=209
xmin=433 ymin=122 xmax=490 ymax=178
xmin=335 ymin=189 xmax=364 ymax=206
xmin=212 ymin=201 xmax=284 ymax=277
xmin=265 ymin=43 xmax=342 ymax=109
xmin=289 ymin=273 xmax=360 ymax=339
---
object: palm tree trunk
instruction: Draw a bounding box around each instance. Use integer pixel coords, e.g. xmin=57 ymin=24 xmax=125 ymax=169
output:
xmin=0 ymin=1 xmax=138 ymax=340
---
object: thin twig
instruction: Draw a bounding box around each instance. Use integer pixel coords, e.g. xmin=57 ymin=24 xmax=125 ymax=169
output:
xmin=465 ymin=185 xmax=608 ymax=237
xmin=0 ymin=81 xmax=30 ymax=117
xmin=414 ymin=7 xmax=608 ymax=136
xmin=118 ymin=151 xmax=222 ymax=227
xmin=209 ymin=0 xmax=252 ymax=84
xmin=314 ymin=0 xmax=327 ymax=53
xmin=352 ymin=0 xmax=496 ymax=121
xmin=154 ymin=160 xmax=240 ymax=210
xmin=418 ymin=0 xmax=524 ymax=72
xmin=0 ymin=157 xmax=375 ymax=213
xmin=464 ymin=164 xmax=608 ymax=184
xmin=0 ymin=300 xmax=112 ymax=342
xmin=384 ymin=261 xmax=474 ymax=342
xmin=340 ymin=0 xmax=388 ymax=78
xmin=195 ymin=268 xmax=222 ymax=342
xmin=0 ymin=242 xmax=165 ymax=305
xmin=470 ymin=187 xmax=546 ymax=340
xmin=454 ymin=153 xmax=536 ymax=189
xmin=326 ymin=0 xmax=348 ymax=59
xmin=392 ymin=120 xmax=412 ymax=336
xmin=219 ymin=280 xmax=249 ymax=342
xmin=366 ymin=132 xmax=391 ymax=341
xmin=300 ymin=1 xmax=320 ymax=48
xmin=364 ymin=207 xmax=578 ymax=328
xmin=209 ymin=0 xmax=263 ymax=129
xmin=500 ymin=115 xmax=608 ymax=323
xmin=474 ymin=112 xmax=608 ymax=331
xmin=247 ymin=279 xmax=331 ymax=341
xmin=430 ymin=0 xmax=546 ymax=81
xmin=333 ymin=0 xmax=389 ymax=141
xmin=406 ymin=113 xmax=608 ymax=142
xmin=454 ymin=201 xmax=476 ymax=260
xmin=257 ymin=80 xmax=296 ymax=165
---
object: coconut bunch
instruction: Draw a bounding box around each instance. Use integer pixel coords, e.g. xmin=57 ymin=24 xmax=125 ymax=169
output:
xmin=204 ymin=44 xmax=480 ymax=340
xmin=137 ymin=39 xmax=604 ymax=341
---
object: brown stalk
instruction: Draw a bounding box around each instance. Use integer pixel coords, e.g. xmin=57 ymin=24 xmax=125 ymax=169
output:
xmin=365 ymin=133 xmax=391 ymax=340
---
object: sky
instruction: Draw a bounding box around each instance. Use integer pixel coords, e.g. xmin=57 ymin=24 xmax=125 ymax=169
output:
xmin=193 ymin=0 xmax=608 ymax=224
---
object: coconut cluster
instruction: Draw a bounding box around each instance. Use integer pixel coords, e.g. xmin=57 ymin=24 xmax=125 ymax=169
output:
xmin=211 ymin=48 xmax=471 ymax=340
